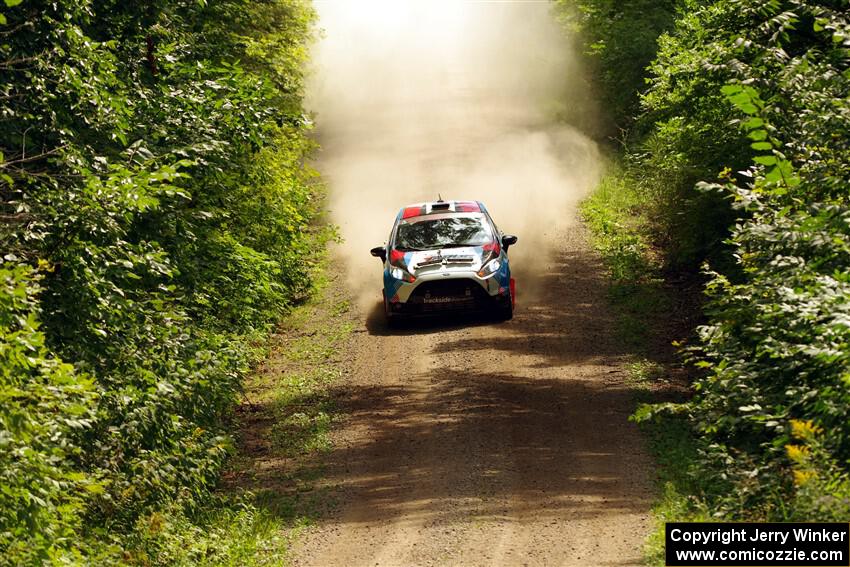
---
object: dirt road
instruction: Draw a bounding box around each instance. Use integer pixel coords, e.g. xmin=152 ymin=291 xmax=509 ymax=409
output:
xmin=292 ymin=3 xmax=655 ymax=564
xmin=291 ymin=223 xmax=653 ymax=567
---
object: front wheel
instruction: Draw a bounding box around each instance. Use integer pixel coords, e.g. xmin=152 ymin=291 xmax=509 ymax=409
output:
xmin=383 ymin=291 xmax=400 ymax=327
xmin=496 ymin=294 xmax=513 ymax=321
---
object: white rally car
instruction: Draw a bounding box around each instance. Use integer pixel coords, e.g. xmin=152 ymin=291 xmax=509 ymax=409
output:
xmin=370 ymin=200 xmax=517 ymax=322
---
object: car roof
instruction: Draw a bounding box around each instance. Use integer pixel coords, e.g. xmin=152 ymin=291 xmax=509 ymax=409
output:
xmin=396 ymin=200 xmax=488 ymax=220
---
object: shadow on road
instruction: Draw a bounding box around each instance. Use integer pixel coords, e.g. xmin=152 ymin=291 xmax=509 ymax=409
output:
xmin=364 ymin=300 xmax=506 ymax=337
xmin=312 ymin=367 xmax=651 ymax=526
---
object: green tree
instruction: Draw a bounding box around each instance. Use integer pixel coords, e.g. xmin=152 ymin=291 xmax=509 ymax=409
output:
xmin=1 ymin=0 xmax=324 ymax=559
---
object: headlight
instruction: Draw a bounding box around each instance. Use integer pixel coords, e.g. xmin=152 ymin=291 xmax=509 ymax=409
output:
xmin=390 ymin=266 xmax=416 ymax=283
xmin=477 ymin=259 xmax=501 ymax=278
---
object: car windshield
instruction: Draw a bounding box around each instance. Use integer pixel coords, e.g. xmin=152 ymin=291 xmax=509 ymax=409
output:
xmin=394 ymin=214 xmax=493 ymax=251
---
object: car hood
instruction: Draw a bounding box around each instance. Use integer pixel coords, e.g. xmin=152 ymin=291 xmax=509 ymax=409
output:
xmin=401 ymin=246 xmax=491 ymax=274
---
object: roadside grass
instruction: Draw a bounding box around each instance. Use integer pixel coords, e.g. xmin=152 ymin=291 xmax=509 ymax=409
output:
xmin=580 ymin=168 xmax=669 ymax=352
xmin=124 ymin=498 xmax=293 ymax=566
xmin=581 ymin=164 xmax=706 ymax=566
xmin=230 ymin=257 xmax=354 ymax=556
xmin=621 ymin=358 xmax=706 ymax=565
xmin=127 ymin=258 xmax=356 ymax=566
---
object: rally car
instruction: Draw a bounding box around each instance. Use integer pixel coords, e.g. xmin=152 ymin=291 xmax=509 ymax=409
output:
xmin=370 ymin=200 xmax=517 ymax=323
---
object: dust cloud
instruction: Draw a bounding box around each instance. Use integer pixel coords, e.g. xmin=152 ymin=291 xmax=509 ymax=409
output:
xmin=306 ymin=0 xmax=603 ymax=307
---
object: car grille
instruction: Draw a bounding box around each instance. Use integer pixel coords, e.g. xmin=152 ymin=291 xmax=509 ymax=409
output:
xmin=408 ymin=279 xmax=490 ymax=312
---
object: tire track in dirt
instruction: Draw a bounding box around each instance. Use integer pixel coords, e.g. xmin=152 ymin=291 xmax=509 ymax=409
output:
xmin=291 ymin=223 xmax=653 ymax=567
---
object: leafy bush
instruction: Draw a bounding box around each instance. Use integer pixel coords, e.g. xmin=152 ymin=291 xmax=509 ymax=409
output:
xmin=618 ymin=0 xmax=847 ymax=271
xmin=569 ymin=0 xmax=850 ymax=525
xmin=554 ymin=0 xmax=679 ymax=133
xmin=690 ymin=200 xmax=850 ymax=517
xmin=683 ymin=1 xmax=849 ymax=519
xmin=786 ymin=420 xmax=850 ymax=522
xmin=0 ymin=263 xmax=98 ymax=563
xmin=634 ymin=1 xmax=850 ymax=520
xmin=0 ymin=0 xmax=323 ymax=559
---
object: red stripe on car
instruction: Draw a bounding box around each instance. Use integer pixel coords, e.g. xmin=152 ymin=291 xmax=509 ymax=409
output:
xmin=390 ymin=249 xmax=405 ymax=264
xmin=455 ymin=201 xmax=480 ymax=212
xmin=482 ymin=241 xmax=501 ymax=255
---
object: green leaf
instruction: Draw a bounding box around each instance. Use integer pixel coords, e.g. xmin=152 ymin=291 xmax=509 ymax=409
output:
xmin=739 ymin=103 xmax=758 ymax=115
xmin=83 ymin=483 xmax=105 ymax=495
xmin=753 ymin=155 xmax=777 ymax=166
xmin=765 ymin=166 xmax=783 ymax=183
xmin=4 ymin=0 xmax=23 ymax=6
xmin=751 ymin=142 xmax=773 ymax=151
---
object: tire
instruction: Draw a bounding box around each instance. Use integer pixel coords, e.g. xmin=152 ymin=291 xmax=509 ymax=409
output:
xmin=384 ymin=292 xmax=400 ymax=327
xmin=496 ymin=294 xmax=513 ymax=321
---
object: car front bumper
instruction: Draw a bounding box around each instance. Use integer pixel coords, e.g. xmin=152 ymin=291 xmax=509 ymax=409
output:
xmin=384 ymin=268 xmax=511 ymax=316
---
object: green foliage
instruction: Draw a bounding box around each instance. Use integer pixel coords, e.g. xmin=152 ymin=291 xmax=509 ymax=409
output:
xmin=582 ymin=169 xmax=654 ymax=284
xmin=581 ymin=166 xmax=671 ymax=350
xmin=0 ymin=0 xmax=324 ymax=561
xmin=640 ymin=416 xmax=710 ymax=566
xmin=0 ymin=263 xmax=98 ymax=564
xmin=121 ymin=498 xmax=291 ymax=566
xmin=680 ymin=1 xmax=849 ymax=519
xmin=635 ymin=0 xmax=850 ymax=270
xmin=633 ymin=0 xmax=850 ymax=522
xmin=554 ymin=0 xmax=679 ymax=133
xmin=785 ymin=420 xmax=850 ymax=522
xmin=687 ymin=199 xmax=850 ymax=518
xmin=574 ymin=0 xmax=850 ymax=530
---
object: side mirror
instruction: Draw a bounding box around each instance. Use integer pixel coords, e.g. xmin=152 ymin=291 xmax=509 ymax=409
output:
xmin=370 ymin=246 xmax=387 ymax=262
xmin=501 ymin=234 xmax=518 ymax=250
